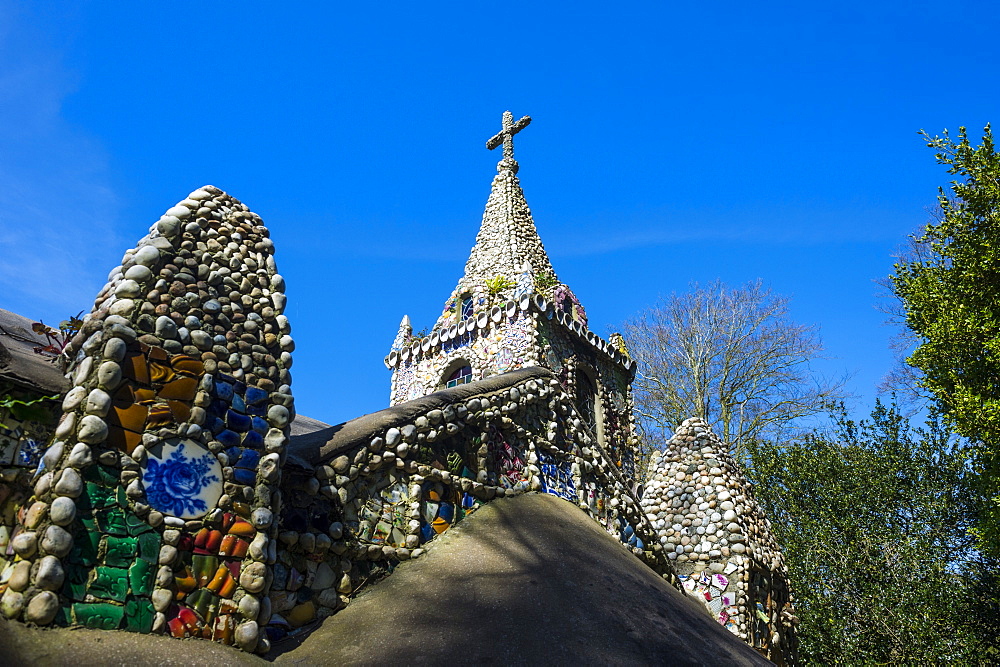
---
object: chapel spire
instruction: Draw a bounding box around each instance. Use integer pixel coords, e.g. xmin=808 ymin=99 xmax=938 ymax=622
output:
xmin=462 ymin=110 xmax=557 ymax=286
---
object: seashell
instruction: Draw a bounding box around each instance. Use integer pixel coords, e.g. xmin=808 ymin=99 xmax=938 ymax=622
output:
xmin=430 ymin=331 xmax=440 ymax=347
xmin=388 ymin=351 xmax=399 ymax=367
xmin=476 ymin=312 xmax=489 ymax=329
xmin=420 ymin=337 xmax=431 ymax=352
xmin=519 ymin=295 xmax=531 ymax=311
xmin=457 ymin=321 xmax=467 ymax=336
xmin=490 ymin=306 xmax=503 ymax=323
xmin=533 ymin=294 xmax=547 ymax=312
xmin=505 ymin=301 xmax=517 ymax=318
xmin=448 ymin=325 xmax=459 ymax=339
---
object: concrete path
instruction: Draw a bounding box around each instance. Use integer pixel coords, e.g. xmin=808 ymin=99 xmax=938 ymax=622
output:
xmin=273 ymin=493 xmax=770 ymax=666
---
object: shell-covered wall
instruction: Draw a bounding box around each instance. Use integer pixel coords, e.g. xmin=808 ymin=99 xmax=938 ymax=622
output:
xmin=641 ymin=418 xmax=798 ymax=664
xmin=0 ymin=186 xmax=293 ymax=654
xmin=266 ymin=368 xmax=672 ymax=642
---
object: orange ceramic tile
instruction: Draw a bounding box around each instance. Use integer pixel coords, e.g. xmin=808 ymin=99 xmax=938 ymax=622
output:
xmin=159 ymin=377 xmax=198 ymax=401
xmin=148 ymin=360 xmax=175 ymax=384
xmin=231 ymin=503 xmax=251 ymax=519
xmin=175 ymin=568 xmax=197 ymax=593
xmin=227 ymin=520 xmax=255 ymax=537
xmin=168 ymin=400 xmax=191 ymax=422
xmin=172 ymin=356 xmax=205 ymax=376
xmin=432 ymin=517 xmax=450 ymax=534
xmin=218 ymin=576 xmax=237 ymax=599
xmin=205 ymin=530 xmax=223 ymax=553
xmin=231 ymin=537 xmax=249 ymax=559
xmin=111 ymin=402 xmax=149 ymax=433
xmin=146 ymin=403 xmax=173 ymax=427
xmin=122 ymin=429 xmax=142 ymax=455
xmin=206 ymin=565 xmax=231 ymax=594
xmin=133 ymin=388 xmax=156 ymax=404
xmin=121 ymin=352 xmax=150 ymax=385
xmin=147 ymin=346 xmax=168 ymax=361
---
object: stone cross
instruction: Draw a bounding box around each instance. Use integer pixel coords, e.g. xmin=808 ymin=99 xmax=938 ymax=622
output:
xmin=486 ymin=110 xmax=531 ymax=160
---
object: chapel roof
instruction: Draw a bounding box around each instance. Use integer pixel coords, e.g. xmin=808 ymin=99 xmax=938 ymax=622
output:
xmin=0 ymin=308 xmax=69 ymax=395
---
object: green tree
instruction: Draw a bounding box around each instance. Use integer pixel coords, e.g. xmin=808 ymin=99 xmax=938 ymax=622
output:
xmin=891 ymin=124 xmax=1000 ymax=552
xmin=747 ymin=402 xmax=993 ymax=663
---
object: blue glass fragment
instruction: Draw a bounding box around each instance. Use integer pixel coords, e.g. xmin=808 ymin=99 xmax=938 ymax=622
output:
xmin=235 ymin=449 xmax=260 ymax=470
xmin=245 ymin=387 xmax=268 ymax=405
xmin=216 ymin=429 xmax=241 ymax=448
xmin=231 ymin=393 xmax=246 ymax=414
xmin=233 ymin=381 xmax=247 ymax=396
xmin=214 ymin=381 xmax=234 ymax=401
xmin=207 ymin=417 xmax=226 ymax=436
xmin=437 ymin=503 xmax=454 ymax=523
xmin=251 ymin=417 xmax=269 ymax=434
xmin=241 ymin=430 xmax=263 ymax=449
xmin=227 ymin=410 xmax=251 ymax=433
xmin=232 ymin=467 xmax=256 ymax=485
xmin=247 ymin=404 xmax=267 ymax=417
xmin=209 ymin=399 xmax=230 ymax=418
xmin=225 ymin=446 xmax=242 ymax=466
xmin=420 ymin=523 xmax=435 ymax=544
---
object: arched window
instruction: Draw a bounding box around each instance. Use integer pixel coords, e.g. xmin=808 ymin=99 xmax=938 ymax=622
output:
xmin=576 ymin=368 xmax=607 ymax=447
xmin=577 ymin=372 xmax=597 ymax=430
xmin=444 ymin=364 xmax=473 ymax=388
xmin=460 ymin=295 xmax=474 ymax=321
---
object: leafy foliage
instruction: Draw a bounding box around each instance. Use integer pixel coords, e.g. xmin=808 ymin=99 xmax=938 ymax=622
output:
xmin=484 ymin=275 xmax=515 ymax=297
xmin=747 ymin=402 xmax=994 ymax=663
xmin=533 ymin=272 xmax=558 ymax=292
xmin=891 ymin=124 xmax=1000 ymax=553
xmin=31 ymin=311 xmax=83 ymax=357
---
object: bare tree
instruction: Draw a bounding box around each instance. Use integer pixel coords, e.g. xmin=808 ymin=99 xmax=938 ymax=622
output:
xmin=621 ymin=279 xmax=848 ymax=459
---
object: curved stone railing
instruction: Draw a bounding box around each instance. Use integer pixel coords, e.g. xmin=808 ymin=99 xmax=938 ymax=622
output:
xmin=263 ymin=366 xmax=672 ymax=643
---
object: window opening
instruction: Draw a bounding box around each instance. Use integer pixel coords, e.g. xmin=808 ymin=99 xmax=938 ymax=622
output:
xmin=445 ymin=365 xmax=473 ymax=388
xmin=461 ymin=296 xmax=474 ymax=321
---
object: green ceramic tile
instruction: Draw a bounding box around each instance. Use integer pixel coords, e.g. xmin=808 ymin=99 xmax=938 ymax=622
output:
xmin=96 ymin=507 xmax=127 ymax=536
xmin=123 ymin=597 xmax=154 ymax=634
xmin=72 ymin=529 xmax=102 ymax=567
xmin=83 ymin=464 xmax=120 ymax=487
xmin=116 ymin=486 xmax=129 ymax=508
xmin=63 ymin=563 xmax=91 ymax=601
xmin=89 ymin=566 xmax=129 ymax=602
xmin=125 ymin=512 xmax=153 ymax=536
xmin=82 ymin=483 xmax=116 ymax=510
xmin=137 ymin=532 xmax=160 ymax=563
xmin=73 ymin=602 xmax=124 ymax=630
xmin=105 ymin=536 xmax=137 ymax=568
xmin=128 ymin=558 xmax=154 ymax=597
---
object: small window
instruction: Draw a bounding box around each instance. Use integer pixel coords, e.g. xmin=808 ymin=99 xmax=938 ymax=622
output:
xmin=461 ymin=296 xmax=474 ymax=321
xmin=445 ymin=365 xmax=473 ymax=388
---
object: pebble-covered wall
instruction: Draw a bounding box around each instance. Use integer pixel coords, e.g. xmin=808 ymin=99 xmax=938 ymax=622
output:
xmin=0 ymin=394 xmax=59 ymax=575
xmin=265 ymin=367 xmax=672 ymax=642
xmin=641 ymin=418 xmax=798 ymax=664
xmin=0 ymin=186 xmax=293 ymax=654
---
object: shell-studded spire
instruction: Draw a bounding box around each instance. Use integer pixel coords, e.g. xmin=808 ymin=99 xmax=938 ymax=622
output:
xmin=461 ymin=112 xmax=558 ymax=286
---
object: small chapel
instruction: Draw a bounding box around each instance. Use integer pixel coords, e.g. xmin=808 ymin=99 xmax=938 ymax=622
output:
xmin=0 ymin=111 xmax=797 ymax=664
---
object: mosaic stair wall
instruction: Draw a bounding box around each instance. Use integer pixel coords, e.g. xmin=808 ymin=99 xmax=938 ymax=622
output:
xmin=266 ymin=366 xmax=674 ymax=644
xmin=0 ymin=187 xmax=293 ymax=654
xmin=641 ymin=418 xmax=799 ymax=665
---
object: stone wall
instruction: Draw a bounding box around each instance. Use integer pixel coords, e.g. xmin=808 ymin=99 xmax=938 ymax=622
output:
xmin=266 ymin=366 xmax=672 ymax=643
xmin=640 ymin=418 xmax=798 ymax=664
xmin=0 ymin=187 xmax=293 ymax=653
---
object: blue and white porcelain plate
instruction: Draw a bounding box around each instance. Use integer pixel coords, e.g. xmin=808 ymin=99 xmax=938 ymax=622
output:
xmin=143 ymin=437 xmax=223 ymax=519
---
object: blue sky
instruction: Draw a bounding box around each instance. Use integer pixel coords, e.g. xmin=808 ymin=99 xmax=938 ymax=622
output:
xmin=1 ymin=1 xmax=998 ymax=426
